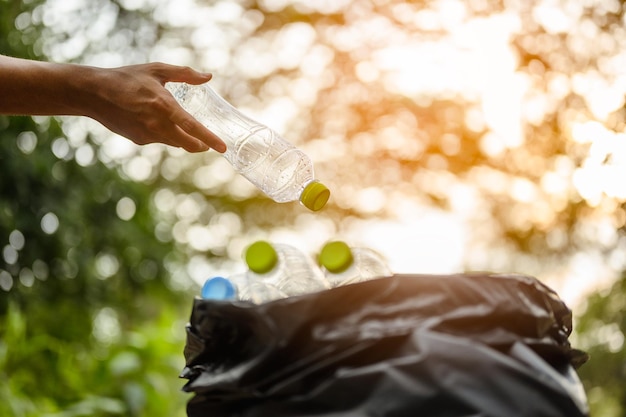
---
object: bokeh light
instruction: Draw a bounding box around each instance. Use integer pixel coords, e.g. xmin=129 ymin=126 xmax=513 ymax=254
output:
xmin=26 ymin=0 xmax=626 ymax=312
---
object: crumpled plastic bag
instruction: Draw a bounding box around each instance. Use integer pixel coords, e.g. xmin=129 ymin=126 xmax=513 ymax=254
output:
xmin=180 ymin=273 xmax=590 ymax=417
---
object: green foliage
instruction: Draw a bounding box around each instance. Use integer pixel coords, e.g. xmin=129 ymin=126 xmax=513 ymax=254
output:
xmin=0 ymin=299 xmax=190 ymax=417
xmin=0 ymin=3 xmax=194 ymax=416
xmin=2 ymin=0 xmax=626 ymax=416
xmin=0 ymin=116 xmax=193 ymax=415
xmin=574 ymin=273 xmax=626 ymax=417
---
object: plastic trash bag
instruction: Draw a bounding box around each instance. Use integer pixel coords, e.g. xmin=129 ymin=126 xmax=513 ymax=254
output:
xmin=180 ymin=273 xmax=590 ymax=417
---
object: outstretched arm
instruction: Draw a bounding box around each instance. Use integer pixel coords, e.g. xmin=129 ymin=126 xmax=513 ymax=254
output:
xmin=0 ymin=55 xmax=226 ymax=153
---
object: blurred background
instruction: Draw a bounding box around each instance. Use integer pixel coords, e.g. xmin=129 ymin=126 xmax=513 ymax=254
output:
xmin=1 ymin=0 xmax=625 ymax=415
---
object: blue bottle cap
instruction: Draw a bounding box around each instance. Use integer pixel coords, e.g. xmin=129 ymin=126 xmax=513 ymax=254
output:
xmin=201 ymin=276 xmax=236 ymax=300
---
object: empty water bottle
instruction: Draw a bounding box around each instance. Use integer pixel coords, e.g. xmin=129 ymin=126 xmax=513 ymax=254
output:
xmin=201 ymin=273 xmax=285 ymax=304
xmin=245 ymin=240 xmax=329 ymax=297
xmin=234 ymin=271 xmax=286 ymax=304
xmin=166 ymin=82 xmax=330 ymax=211
xmin=200 ymin=276 xmax=237 ymax=300
xmin=318 ymin=241 xmax=392 ymax=287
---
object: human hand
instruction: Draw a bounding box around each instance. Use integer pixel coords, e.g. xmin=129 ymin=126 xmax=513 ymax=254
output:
xmin=83 ymin=62 xmax=227 ymax=153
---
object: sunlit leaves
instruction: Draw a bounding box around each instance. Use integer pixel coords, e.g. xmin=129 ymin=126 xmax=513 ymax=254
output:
xmin=3 ymin=1 xmax=626 ymax=414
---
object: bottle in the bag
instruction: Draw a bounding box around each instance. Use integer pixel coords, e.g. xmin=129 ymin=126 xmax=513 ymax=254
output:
xmin=200 ymin=276 xmax=237 ymax=300
xmin=166 ymin=82 xmax=330 ymax=211
xmin=234 ymin=271 xmax=287 ymax=304
xmin=318 ymin=241 xmax=392 ymax=287
xmin=200 ymin=274 xmax=285 ymax=304
xmin=244 ymin=240 xmax=329 ymax=297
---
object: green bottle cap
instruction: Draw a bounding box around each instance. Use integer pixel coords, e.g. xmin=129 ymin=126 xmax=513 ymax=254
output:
xmin=300 ymin=181 xmax=330 ymax=212
xmin=319 ymin=241 xmax=353 ymax=273
xmin=245 ymin=240 xmax=278 ymax=274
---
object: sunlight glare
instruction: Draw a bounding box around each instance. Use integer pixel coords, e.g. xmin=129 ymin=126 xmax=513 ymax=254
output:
xmin=354 ymin=213 xmax=465 ymax=274
xmin=532 ymin=1 xmax=577 ymax=34
xmin=274 ymin=23 xmax=316 ymax=71
xmin=116 ymin=197 xmax=137 ymax=221
xmin=175 ymin=193 xmax=204 ymax=222
xmin=124 ymin=155 xmax=153 ymax=182
xmin=92 ymin=307 xmax=121 ymax=344
xmin=153 ymin=188 xmax=176 ymax=213
xmin=354 ymin=187 xmax=387 ymax=214
xmin=573 ymin=71 xmax=626 ymax=121
xmin=187 ymin=224 xmax=228 ymax=252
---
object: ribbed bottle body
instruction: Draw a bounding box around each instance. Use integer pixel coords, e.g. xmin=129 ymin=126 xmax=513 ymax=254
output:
xmin=247 ymin=243 xmax=329 ymax=297
xmin=322 ymin=247 xmax=392 ymax=287
xmin=167 ymin=82 xmax=317 ymax=203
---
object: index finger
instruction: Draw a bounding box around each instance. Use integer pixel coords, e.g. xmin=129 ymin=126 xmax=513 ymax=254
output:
xmin=170 ymin=106 xmax=227 ymax=153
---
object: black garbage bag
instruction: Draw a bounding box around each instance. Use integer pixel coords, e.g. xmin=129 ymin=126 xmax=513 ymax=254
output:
xmin=180 ymin=273 xmax=590 ymax=417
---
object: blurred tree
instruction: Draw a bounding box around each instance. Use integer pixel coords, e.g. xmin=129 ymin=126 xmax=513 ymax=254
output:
xmin=575 ymin=273 xmax=626 ymax=417
xmin=67 ymin=0 xmax=624 ymax=291
xmin=141 ymin=1 xmax=626 ymax=415
xmin=0 ymin=2 xmax=192 ymax=416
xmin=2 ymin=0 xmax=626 ymax=416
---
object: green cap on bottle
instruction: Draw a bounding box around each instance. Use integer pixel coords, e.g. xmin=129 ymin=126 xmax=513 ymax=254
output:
xmin=245 ymin=240 xmax=278 ymax=274
xmin=300 ymin=181 xmax=330 ymax=212
xmin=319 ymin=241 xmax=353 ymax=273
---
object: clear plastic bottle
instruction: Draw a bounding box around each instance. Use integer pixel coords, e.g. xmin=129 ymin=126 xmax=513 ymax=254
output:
xmin=318 ymin=241 xmax=392 ymax=287
xmin=200 ymin=276 xmax=237 ymax=300
xmin=233 ymin=271 xmax=287 ymax=304
xmin=244 ymin=240 xmax=329 ymax=297
xmin=166 ymin=82 xmax=330 ymax=211
xmin=200 ymin=274 xmax=285 ymax=304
